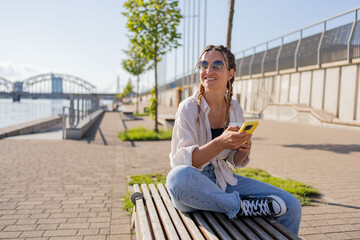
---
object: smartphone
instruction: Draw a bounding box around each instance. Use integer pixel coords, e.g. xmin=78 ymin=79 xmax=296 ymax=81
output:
xmin=238 ymin=121 xmax=259 ymax=143
xmin=238 ymin=121 xmax=259 ymax=134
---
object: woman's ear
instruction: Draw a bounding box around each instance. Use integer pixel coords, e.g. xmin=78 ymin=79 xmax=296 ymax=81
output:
xmin=228 ymin=68 xmax=235 ymax=80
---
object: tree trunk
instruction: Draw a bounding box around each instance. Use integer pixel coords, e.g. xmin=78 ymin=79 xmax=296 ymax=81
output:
xmin=154 ymin=52 xmax=159 ymax=132
xmin=226 ymin=0 xmax=235 ymax=50
xmin=136 ymin=76 xmax=139 ymax=114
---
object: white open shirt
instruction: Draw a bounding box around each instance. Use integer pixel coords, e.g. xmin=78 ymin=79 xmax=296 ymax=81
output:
xmin=169 ymin=89 xmax=250 ymax=191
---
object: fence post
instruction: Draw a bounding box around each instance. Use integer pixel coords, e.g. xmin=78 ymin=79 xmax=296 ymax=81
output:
xmin=294 ymin=30 xmax=302 ymax=71
xmin=261 ymin=43 xmax=268 ymax=75
xmin=317 ymin=22 xmax=326 ymax=66
xmin=69 ymin=95 xmax=75 ymax=127
xmin=276 ymin=37 xmax=283 ymax=73
xmin=62 ymin=107 xmax=66 ymax=139
xmin=76 ymin=96 xmax=80 ymax=125
xmin=347 ymin=9 xmax=358 ymax=63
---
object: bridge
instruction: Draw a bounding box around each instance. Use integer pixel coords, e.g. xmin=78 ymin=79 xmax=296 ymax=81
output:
xmin=155 ymin=7 xmax=360 ymax=126
xmin=0 ymin=73 xmax=116 ymax=101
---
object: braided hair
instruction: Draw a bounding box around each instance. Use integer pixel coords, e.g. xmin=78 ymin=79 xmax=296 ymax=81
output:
xmin=195 ymin=45 xmax=236 ymax=129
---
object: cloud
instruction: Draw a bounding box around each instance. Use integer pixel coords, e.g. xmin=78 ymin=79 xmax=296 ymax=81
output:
xmin=0 ymin=62 xmax=53 ymax=82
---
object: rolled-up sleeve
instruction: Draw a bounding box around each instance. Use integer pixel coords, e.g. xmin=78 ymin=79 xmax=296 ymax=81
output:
xmin=169 ymin=110 xmax=199 ymax=168
xmin=226 ymin=151 xmax=250 ymax=169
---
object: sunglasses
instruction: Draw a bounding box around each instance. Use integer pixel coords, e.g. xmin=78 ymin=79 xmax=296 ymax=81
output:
xmin=198 ymin=60 xmax=225 ymax=71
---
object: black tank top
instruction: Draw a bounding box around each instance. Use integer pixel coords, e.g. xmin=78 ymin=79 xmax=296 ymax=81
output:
xmin=211 ymin=128 xmax=224 ymax=140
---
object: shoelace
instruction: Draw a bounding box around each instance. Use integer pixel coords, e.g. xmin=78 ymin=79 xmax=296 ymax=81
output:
xmin=239 ymin=198 xmax=272 ymax=216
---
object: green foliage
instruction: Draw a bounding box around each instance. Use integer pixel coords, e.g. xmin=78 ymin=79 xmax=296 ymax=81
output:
xmin=122 ymin=174 xmax=166 ymax=214
xmin=149 ymin=87 xmax=157 ymax=120
xmin=122 ymin=45 xmax=149 ymax=77
xmin=123 ymin=169 xmax=319 ymax=217
xmin=233 ymin=168 xmax=320 ymax=206
xmin=128 ymin=173 xmax=166 ymax=186
xmin=122 ymin=0 xmax=182 ymax=130
xmin=115 ymin=93 xmax=123 ymax=99
xmin=122 ymin=190 xmax=134 ymax=214
xmin=134 ymin=112 xmax=150 ymax=117
xmin=115 ymin=79 xmax=134 ymax=99
xmin=118 ymin=127 xmax=172 ymax=141
xmin=122 ymin=0 xmax=182 ymax=62
xmin=123 ymin=79 xmax=134 ymax=97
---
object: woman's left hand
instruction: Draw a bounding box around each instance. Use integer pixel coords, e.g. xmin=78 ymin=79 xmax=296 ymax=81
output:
xmin=238 ymin=138 xmax=252 ymax=156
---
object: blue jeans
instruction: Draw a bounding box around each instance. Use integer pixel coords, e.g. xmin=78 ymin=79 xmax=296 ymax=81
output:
xmin=166 ymin=164 xmax=302 ymax=235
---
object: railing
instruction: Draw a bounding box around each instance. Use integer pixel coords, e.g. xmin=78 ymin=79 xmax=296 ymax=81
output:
xmin=235 ymin=7 xmax=360 ymax=77
xmin=158 ymin=7 xmax=360 ymax=94
xmin=62 ymin=95 xmax=100 ymax=139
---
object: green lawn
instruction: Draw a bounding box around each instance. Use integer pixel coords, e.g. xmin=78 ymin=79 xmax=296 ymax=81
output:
xmin=118 ymin=127 xmax=172 ymax=141
xmin=122 ymin=169 xmax=319 ymax=214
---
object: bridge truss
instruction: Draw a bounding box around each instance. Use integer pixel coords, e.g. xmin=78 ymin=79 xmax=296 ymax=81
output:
xmin=22 ymin=73 xmax=96 ymax=94
xmin=0 ymin=77 xmax=13 ymax=92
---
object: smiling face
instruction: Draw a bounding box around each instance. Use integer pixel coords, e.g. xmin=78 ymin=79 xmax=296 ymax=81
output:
xmin=199 ymin=50 xmax=234 ymax=93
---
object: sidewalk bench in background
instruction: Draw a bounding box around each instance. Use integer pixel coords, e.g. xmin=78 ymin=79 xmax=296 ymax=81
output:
xmin=131 ymin=183 xmax=300 ymax=240
xmin=158 ymin=114 xmax=175 ymax=130
xmin=121 ymin=111 xmax=135 ymax=120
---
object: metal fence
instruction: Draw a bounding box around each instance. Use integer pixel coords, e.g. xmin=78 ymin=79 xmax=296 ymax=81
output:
xmin=62 ymin=95 xmax=100 ymax=131
xmin=235 ymin=7 xmax=359 ymax=77
xmin=160 ymin=7 xmax=360 ymax=92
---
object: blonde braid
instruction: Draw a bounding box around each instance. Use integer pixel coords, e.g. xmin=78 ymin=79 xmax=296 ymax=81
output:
xmin=224 ymin=78 xmax=234 ymax=128
xmin=197 ymin=84 xmax=205 ymax=121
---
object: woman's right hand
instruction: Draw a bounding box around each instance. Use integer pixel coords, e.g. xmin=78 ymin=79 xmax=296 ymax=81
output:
xmin=215 ymin=125 xmax=252 ymax=150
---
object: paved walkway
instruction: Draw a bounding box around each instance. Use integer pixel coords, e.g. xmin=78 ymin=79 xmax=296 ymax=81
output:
xmin=0 ymin=104 xmax=359 ymax=239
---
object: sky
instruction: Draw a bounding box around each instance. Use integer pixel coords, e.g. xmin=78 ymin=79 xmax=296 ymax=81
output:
xmin=0 ymin=0 xmax=359 ymax=93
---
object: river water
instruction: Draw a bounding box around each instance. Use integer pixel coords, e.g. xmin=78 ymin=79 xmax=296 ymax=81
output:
xmin=0 ymin=98 xmax=112 ymax=129
xmin=0 ymin=99 xmax=70 ymax=129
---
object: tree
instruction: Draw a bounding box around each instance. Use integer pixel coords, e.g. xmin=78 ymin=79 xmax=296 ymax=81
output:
xmin=122 ymin=45 xmax=149 ymax=114
xmin=123 ymin=78 xmax=134 ymax=98
xmin=226 ymin=0 xmax=235 ymax=50
xmin=122 ymin=0 xmax=182 ymax=132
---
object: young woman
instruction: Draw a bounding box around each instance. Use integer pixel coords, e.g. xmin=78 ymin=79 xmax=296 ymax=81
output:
xmin=166 ymin=45 xmax=302 ymax=235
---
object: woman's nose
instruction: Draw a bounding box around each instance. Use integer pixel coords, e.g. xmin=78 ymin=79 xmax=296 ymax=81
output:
xmin=206 ymin=66 xmax=214 ymax=74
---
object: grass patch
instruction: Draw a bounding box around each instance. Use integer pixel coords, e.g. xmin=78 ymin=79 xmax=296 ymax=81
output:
xmin=134 ymin=112 xmax=150 ymax=117
xmin=122 ymin=174 xmax=166 ymax=214
xmin=118 ymin=127 xmax=172 ymax=141
xmin=122 ymin=168 xmax=320 ymax=215
xmin=122 ymin=190 xmax=134 ymax=215
xmin=233 ymin=168 xmax=320 ymax=206
xmin=128 ymin=173 xmax=167 ymax=186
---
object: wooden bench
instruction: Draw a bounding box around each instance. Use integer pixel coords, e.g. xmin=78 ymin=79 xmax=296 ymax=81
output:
xmin=130 ymin=183 xmax=301 ymax=240
xmin=121 ymin=111 xmax=135 ymax=120
xmin=158 ymin=114 xmax=175 ymax=130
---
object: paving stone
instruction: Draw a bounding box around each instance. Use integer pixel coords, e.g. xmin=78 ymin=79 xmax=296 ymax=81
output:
xmin=19 ymin=230 xmax=45 ymax=238
xmin=0 ymin=231 xmax=22 ymax=238
xmin=43 ymin=229 xmax=78 ymax=237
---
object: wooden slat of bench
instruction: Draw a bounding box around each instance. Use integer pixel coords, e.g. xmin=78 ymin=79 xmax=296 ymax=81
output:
xmin=242 ymin=217 xmax=273 ymax=240
xmin=252 ymin=217 xmax=288 ymax=240
xmin=140 ymin=184 xmax=166 ymax=240
xmin=192 ymin=211 xmax=219 ymax=240
xmin=178 ymin=211 xmax=206 ymax=240
xmin=213 ymin=212 xmax=247 ymax=240
xmin=133 ymin=184 xmax=153 ymax=240
xmin=265 ymin=218 xmax=301 ymax=240
xmin=149 ymin=184 xmax=180 ymax=240
xmin=157 ymin=184 xmax=192 ymax=240
xmin=232 ymin=218 xmax=261 ymax=240
xmin=202 ymin=211 xmax=232 ymax=240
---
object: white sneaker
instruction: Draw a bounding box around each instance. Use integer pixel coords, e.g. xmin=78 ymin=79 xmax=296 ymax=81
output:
xmin=237 ymin=195 xmax=286 ymax=217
